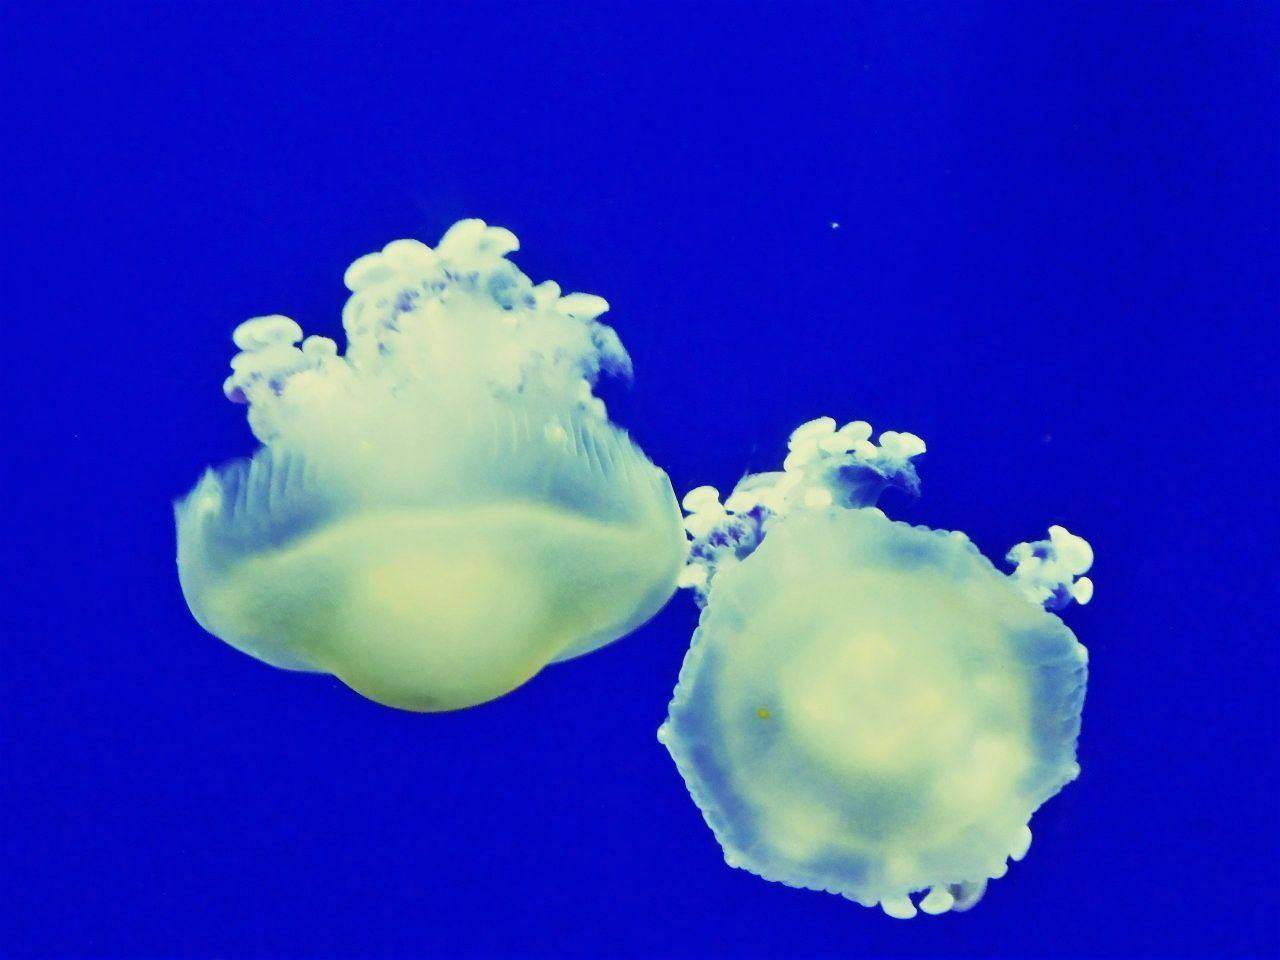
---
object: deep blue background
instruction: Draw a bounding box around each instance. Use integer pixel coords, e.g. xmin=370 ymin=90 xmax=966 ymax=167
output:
xmin=3 ymin=3 xmax=1277 ymax=958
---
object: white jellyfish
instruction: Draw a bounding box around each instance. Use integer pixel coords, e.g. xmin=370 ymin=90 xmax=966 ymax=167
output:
xmin=175 ymin=220 xmax=686 ymax=712
xmin=658 ymin=417 xmax=1092 ymax=918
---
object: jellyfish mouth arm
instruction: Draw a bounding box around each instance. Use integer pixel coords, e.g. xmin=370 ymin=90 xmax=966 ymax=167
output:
xmin=220 ymin=220 xmax=636 ymax=448
xmin=677 ymin=417 xmax=926 ymax=604
xmin=222 ymin=315 xmax=346 ymax=444
xmin=1006 ymin=524 xmax=1095 ymax=610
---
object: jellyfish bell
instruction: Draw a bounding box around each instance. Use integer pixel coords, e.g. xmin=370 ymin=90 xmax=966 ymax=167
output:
xmin=175 ymin=220 xmax=686 ymax=712
xmin=660 ymin=417 xmax=1092 ymax=918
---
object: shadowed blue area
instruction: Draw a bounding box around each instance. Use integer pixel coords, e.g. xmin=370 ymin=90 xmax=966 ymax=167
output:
xmin=2 ymin=2 xmax=1276 ymax=957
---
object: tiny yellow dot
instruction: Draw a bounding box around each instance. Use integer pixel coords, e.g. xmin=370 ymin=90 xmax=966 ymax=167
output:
xmin=757 ymin=707 xmax=770 ymax=719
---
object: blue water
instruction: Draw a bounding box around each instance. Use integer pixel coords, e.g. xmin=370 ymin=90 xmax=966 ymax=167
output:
xmin=4 ymin=3 xmax=1277 ymax=958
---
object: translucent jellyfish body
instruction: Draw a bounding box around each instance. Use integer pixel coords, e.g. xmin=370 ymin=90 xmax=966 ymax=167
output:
xmin=659 ymin=418 xmax=1092 ymax=918
xmin=175 ymin=221 xmax=686 ymax=711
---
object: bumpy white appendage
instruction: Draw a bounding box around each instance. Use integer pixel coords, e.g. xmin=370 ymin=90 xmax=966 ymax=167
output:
xmin=222 ymin=219 xmax=632 ymax=445
xmin=678 ymin=417 xmax=925 ymax=604
xmin=1007 ymin=525 xmax=1094 ymax=610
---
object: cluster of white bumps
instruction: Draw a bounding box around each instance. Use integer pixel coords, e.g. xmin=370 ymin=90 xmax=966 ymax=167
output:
xmin=1007 ymin=525 xmax=1095 ymax=609
xmin=220 ymin=220 xmax=634 ymax=444
xmin=678 ymin=417 xmax=927 ymax=602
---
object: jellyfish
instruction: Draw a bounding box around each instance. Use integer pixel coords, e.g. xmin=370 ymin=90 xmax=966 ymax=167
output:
xmin=658 ymin=417 xmax=1092 ymax=918
xmin=174 ymin=220 xmax=686 ymax=712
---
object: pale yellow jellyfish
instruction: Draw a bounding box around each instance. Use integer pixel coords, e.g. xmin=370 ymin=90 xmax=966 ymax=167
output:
xmin=659 ymin=417 xmax=1093 ymax=918
xmin=175 ymin=220 xmax=686 ymax=711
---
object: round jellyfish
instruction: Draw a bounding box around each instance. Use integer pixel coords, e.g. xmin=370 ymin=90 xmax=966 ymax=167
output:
xmin=658 ymin=417 xmax=1092 ymax=918
xmin=175 ymin=220 xmax=686 ymax=712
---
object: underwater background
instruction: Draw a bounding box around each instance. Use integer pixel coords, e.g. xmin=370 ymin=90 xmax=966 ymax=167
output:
xmin=3 ymin=2 xmax=1277 ymax=958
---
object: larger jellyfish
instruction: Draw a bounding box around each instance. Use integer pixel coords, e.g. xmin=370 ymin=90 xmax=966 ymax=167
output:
xmin=175 ymin=221 xmax=686 ymax=711
xmin=659 ymin=417 xmax=1092 ymax=918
